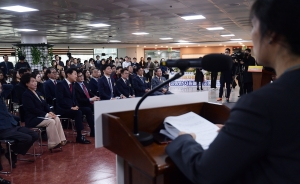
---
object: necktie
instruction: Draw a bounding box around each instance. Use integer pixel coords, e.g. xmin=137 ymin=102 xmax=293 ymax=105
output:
xmin=107 ymin=78 xmax=113 ymax=98
xmin=69 ymin=84 xmax=72 ymax=93
xmin=139 ymin=77 xmax=144 ymax=83
xmin=5 ymin=62 xmax=8 ymax=73
xmin=54 ymin=80 xmax=57 ymax=85
xmin=82 ymin=83 xmax=93 ymax=104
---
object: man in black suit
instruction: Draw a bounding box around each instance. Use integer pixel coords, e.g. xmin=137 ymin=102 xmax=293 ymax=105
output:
xmin=151 ymin=68 xmax=172 ymax=95
xmin=132 ymin=66 xmax=151 ymax=97
xmin=0 ymin=82 xmax=38 ymax=169
xmin=89 ymin=68 xmax=100 ymax=95
xmin=54 ymin=55 xmax=64 ymax=67
xmin=98 ymin=65 xmax=117 ymax=100
xmin=15 ymin=56 xmax=31 ymax=71
xmin=0 ymin=55 xmax=14 ymax=78
xmin=55 ymin=68 xmax=90 ymax=143
xmin=116 ymin=68 xmax=135 ymax=98
xmin=43 ymin=68 xmax=57 ymax=106
xmin=94 ymin=55 xmax=101 ymax=70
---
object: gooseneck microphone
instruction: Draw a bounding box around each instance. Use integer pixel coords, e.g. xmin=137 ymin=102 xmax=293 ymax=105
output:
xmin=134 ymin=54 xmax=232 ymax=146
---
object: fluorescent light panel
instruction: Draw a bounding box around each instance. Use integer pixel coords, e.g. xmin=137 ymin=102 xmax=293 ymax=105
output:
xmin=15 ymin=29 xmax=37 ymax=32
xmin=71 ymin=35 xmax=88 ymax=38
xmin=178 ymin=40 xmax=189 ymax=43
xmin=160 ymin=38 xmax=173 ymax=40
xmin=206 ymin=27 xmax=224 ymax=30
xmin=181 ymin=15 xmax=206 ymax=20
xmin=132 ymin=32 xmax=149 ymax=35
xmin=0 ymin=5 xmax=38 ymax=12
xmin=221 ymin=34 xmax=235 ymax=37
xmin=109 ymin=40 xmax=121 ymax=42
xmin=88 ymin=23 xmax=110 ymax=27
xmin=231 ymin=38 xmax=243 ymax=41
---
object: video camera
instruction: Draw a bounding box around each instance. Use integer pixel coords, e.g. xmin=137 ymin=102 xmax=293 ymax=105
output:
xmin=231 ymin=51 xmax=245 ymax=62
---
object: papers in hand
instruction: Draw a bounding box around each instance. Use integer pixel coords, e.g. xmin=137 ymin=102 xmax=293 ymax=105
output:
xmin=159 ymin=112 xmax=219 ymax=149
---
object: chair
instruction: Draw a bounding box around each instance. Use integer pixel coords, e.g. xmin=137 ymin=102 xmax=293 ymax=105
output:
xmin=0 ymin=140 xmax=14 ymax=174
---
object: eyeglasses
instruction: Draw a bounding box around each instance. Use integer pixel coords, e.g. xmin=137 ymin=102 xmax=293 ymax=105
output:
xmin=78 ymin=75 xmax=83 ymax=77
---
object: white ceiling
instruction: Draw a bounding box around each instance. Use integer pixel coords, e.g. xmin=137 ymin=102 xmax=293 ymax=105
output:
xmin=0 ymin=0 xmax=255 ymax=46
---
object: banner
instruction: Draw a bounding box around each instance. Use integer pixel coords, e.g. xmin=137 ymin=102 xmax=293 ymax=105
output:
xmin=169 ymin=72 xmax=220 ymax=87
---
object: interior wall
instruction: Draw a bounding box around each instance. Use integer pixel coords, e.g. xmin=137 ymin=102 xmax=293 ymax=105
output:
xmin=180 ymin=46 xmax=233 ymax=58
xmin=117 ymin=48 xmax=126 ymax=58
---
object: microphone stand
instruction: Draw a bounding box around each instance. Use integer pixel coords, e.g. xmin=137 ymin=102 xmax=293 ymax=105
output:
xmin=133 ymin=68 xmax=187 ymax=146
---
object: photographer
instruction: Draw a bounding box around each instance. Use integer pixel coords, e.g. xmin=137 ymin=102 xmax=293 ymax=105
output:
xmin=240 ymin=49 xmax=256 ymax=95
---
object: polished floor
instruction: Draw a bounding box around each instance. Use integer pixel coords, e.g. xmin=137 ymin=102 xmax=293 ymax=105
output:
xmin=0 ymin=86 xmax=240 ymax=184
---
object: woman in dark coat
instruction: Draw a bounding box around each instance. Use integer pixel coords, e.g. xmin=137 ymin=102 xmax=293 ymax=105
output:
xmin=195 ymin=68 xmax=204 ymax=90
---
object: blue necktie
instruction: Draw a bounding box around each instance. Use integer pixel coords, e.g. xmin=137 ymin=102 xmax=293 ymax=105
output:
xmin=108 ymin=78 xmax=113 ymax=98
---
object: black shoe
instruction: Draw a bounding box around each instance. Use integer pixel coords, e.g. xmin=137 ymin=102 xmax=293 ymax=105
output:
xmin=201 ymin=88 xmax=203 ymax=90
xmin=197 ymin=87 xmax=200 ymax=91
xmin=76 ymin=136 xmax=91 ymax=144
xmin=0 ymin=177 xmax=11 ymax=184
xmin=5 ymin=152 xmax=16 ymax=168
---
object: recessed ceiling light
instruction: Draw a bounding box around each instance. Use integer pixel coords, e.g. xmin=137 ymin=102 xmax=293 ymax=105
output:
xmin=132 ymin=32 xmax=149 ymax=35
xmin=178 ymin=40 xmax=189 ymax=43
xmin=231 ymin=39 xmax=243 ymax=41
xmin=137 ymin=45 xmax=139 ymax=47
xmin=161 ymin=46 xmax=163 ymax=47
xmin=160 ymin=38 xmax=173 ymax=40
xmin=88 ymin=23 xmax=110 ymax=27
xmin=109 ymin=40 xmax=121 ymax=42
xmin=206 ymin=27 xmax=224 ymax=31
xmin=198 ymin=45 xmax=200 ymax=46
xmin=0 ymin=5 xmax=38 ymax=12
xmin=15 ymin=29 xmax=37 ymax=32
xmin=166 ymin=46 xmax=168 ymax=48
xmin=144 ymin=46 xmax=146 ymax=47
xmin=221 ymin=34 xmax=235 ymax=37
xmin=71 ymin=35 xmax=88 ymax=38
xmin=186 ymin=46 xmax=188 ymax=47
xmin=205 ymin=46 xmax=207 ymax=47
xmin=219 ymin=44 xmax=222 ymax=45
xmin=155 ymin=45 xmax=158 ymax=46
xmin=181 ymin=15 xmax=206 ymax=20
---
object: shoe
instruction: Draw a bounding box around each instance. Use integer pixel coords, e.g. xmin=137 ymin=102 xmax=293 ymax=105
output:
xmin=49 ymin=143 xmax=62 ymax=150
xmin=5 ymin=152 xmax=16 ymax=168
xmin=197 ymin=87 xmax=199 ymax=91
xmin=217 ymin=98 xmax=222 ymax=101
xmin=76 ymin=136 xmax=91 ymax=144
xmin=61 ymin=140 xmax=67 ymax=146
xmin=0 ymin=177 xmax=11 ymax=184
xmin=201 ymin=88 xmax=203 ymax=90
xmin=226 ymin=98 xmax=229 ymax=103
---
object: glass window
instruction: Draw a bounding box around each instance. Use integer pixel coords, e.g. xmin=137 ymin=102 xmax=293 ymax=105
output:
xmin=144 ymin=50 xmax=180 ymax=63
xmin=94 ymin=48 xmax=117 ymax=60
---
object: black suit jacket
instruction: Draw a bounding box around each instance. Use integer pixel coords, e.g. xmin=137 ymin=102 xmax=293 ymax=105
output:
xmin=116 ymin=78 xmax=134 ymax=98
xmin=89 ymin=78 xmax=98 ymax=96
xmin=132 ymin=76 xmax=149 ymax=97
xmin=22 ymin=89 xmax=51 ymax=128
xmin=166 ymin=69 xmax=300 ymax=184
xmin=98 ymin=76 xmax=116 ymax=100
xmin=74 ymin=82 xmax=95 ymax=107
xmin=0 ymin=61 xmax=14 ymax=76
xmin=55 ymin=80 xmax=78 ymax=115
xmin=44 ymin=79 xmax=56 ymax=105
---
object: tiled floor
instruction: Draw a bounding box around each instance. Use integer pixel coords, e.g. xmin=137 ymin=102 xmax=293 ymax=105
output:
xmin=0 ymin=86 xmax=240 ymax=184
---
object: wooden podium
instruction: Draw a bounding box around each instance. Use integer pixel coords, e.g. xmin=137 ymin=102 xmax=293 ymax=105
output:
xmin=102 ymin=102 xmax=230 ymax=184
xmin=249 ymin=66 xmax=274 ymax=91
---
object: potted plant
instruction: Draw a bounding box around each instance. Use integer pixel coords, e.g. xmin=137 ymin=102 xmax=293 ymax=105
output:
xmin=31 ymin=46 xmax=42 ymax=65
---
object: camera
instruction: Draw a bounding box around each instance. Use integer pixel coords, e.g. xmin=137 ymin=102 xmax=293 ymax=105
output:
xmin=231 ymin=51 xmax=245 ymax=62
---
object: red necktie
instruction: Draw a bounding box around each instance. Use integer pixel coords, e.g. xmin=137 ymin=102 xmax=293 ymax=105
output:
xmin=82 ymin=83 xmax=93 ymax=104
xmin=69 ymin=84 xmax=72 ymax=93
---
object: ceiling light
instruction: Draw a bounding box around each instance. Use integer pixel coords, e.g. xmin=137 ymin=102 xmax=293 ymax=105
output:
xmin=198 ymin=45 xmax=200 ymax=46
xmin=155 ymin=45 xmax=158 ymax=46
xmin=15 ymin=29 xmax=37 ymax=32
xmin=166 ymin=46 xmax=168 ymax=48
xmin=132 ymin=32 xmax=149 ymax=35
xmin=88 ymin=23 xmax=110 ymax=27
xmin=71 ymin=35 xmax=88 ymax=38
xmin=205 ymin=46 xmax=207 ymax=47
xmin=231 ymin=38 xmax=243 ymax=41
xmin=109 ymin=40 xmax=121 ymax=42
xmin=181 ymin=15 xmax=206 ymax=20
xmin=0 ymin=5 xmax=38 ymax=12
xmin=219 ymin=44 xmax=222 ymax=45
xmin=178 ymin=40 xmax=189 ymax=43
xmin=137 ymin=45 xmax=139 ymax=47
xmin=186 ymin=46 xmax=188 ymax=47
xmin=144 ymin=46 xmax=146 ymax=47
xmin=160 ymin=38 xmax=173 ymax=40
xmin=161 ymin=46 xmax=163 ymax=47
xmin=221 ymin=34 xmax=235 ymax=37
xmin=206 ymin=27 xmax=224 ymax=31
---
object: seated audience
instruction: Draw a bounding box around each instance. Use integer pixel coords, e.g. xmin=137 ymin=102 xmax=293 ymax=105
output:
xmin=112 ymin=66 xmax=122 ymax=81
xmin=98 ymin=65 xmax=117 ymax=100
xmin=44 ymin=68 xmax=57 ymax=106
xmin=14 ymin=56 xmax=31 ymax=71
xmin=0 ymin=71 xmax=7 ymax=85
xmin=0 ymin=82 xmax=38 ymax=169
xmin=55 ymin=68 xmax=91 ymax=143
xmin=132 ymin=66 xmax=151 ymax=97
xmin=116 ymin=68 xmax=135 ymax=98
xmin=151 ymin=68 xmax=172 ymax=95
xmin=11 ymin=70 xmax=20 ymax=86
xmin=34 ymin=72 xmax=45 ymax=96
xmin=21 ymin=73 xmax=67 ymax=150
xmin=83 ymin=70 xmax=91 ymax=83
xmin=59 ymin=70 xmax=65 ymax=80
xmin=89 ymin=68 xmax=100 ymax=95
xmin=127 ymin=65 xmax=136 ymax=85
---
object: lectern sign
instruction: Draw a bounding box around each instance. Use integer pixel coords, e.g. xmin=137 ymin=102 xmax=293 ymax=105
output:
xmin=248 ymin=66 xmax=263 ymax=72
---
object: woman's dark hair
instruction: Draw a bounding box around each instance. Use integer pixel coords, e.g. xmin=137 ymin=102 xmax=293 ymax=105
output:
xmin=20 ymin=73 xmax=36 ymax=87
xmin=89 ymin=58 xmax=94 ymax=63
xmin=251 ymin=0 xmax=300 ymax=55
xmin=82 ymin=69 xmax=90 ymax=81
xmin=59 ymin=70 xmax=65 ymax=80
xmin=12 ymin=71 xmax=19 ymax=84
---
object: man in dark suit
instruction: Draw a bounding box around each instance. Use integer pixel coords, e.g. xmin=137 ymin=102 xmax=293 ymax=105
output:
xmin=0 ymin=82 xmax=38 ymax=169
xmin=98 ymin=65 xmax=117 ymax=100
xmin=75 ymin=70 xmax=100 ymax=108
xmin=14 ymin=56 xmax=31 ymax=71
xmin=43 ymin=68 xmax=57 ymax=106
xmin=54 ymin=55 xmax=64 ymax=67
xmin=116 ymin=68 xmax=135 ymax=98
xmin=55 ymin=68 xmax=91 ymax=143
xmin=94 ymin=55 xmax=101 ymax=69
xmin=0 ymin=55 xmax=14 ymax=78
xmin=151 ymin=68 xmax=172 ymax=95
xmin=132 ymin=66 xmax=151 ymax=97
xmin=89 ymin=68 xmax=100 ymax=95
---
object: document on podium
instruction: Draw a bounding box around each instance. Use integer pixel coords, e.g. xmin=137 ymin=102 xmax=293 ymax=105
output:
xmin=160 ymin=112 xmax=219 ymax=149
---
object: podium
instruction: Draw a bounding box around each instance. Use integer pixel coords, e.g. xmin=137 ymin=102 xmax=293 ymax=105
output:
xmin=248 ymin=66 xmax=274 ymax=91
xmin=102 ymin=102 xmax=230 ymax=184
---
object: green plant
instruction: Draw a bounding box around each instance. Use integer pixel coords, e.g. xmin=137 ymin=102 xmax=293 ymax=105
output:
xmin=31 ymin=46 xmax=42 ymax=65
xmin=48 ymin=47 xmax=54 ymax=63
xmin=16 ymin=47 xmax=26 ymax=58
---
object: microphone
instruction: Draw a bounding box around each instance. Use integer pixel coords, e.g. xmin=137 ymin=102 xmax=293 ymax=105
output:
xmin=161 ymin=54 xmax=233 ymax=72
xmin=134 ymin=54 xmax=233 ymax=146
